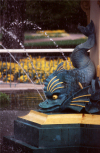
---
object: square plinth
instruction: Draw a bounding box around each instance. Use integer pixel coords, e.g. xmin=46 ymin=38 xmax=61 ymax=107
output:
xmin=14 ymin=118 xmax=81 ymax=148
xmin=14 ymin=110 xmax=100 ymax=148
xmin=3 ymin=136 xmax=100 ymax=153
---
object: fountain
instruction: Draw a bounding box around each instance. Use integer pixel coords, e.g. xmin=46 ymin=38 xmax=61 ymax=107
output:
xmin=2 ymin=1 xmax=100 ymax=153
xmin=2 ymin=19 xmax=100 ymax=153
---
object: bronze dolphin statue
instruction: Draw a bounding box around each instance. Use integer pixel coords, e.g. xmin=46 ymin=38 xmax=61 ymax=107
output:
xmin=39 ymin=21 xmax=96 ymax=113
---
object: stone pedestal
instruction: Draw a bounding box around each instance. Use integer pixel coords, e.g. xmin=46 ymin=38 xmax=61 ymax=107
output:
xmin=90 ymin=0 xmax=100 ymax=69
xmin=2 ymin=110 xmax=100 ymax=153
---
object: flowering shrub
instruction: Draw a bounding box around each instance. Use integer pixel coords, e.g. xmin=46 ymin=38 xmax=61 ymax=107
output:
xmin=0 ymin=72 xmax=2 ymax=79
xmin=0 ymin=56 xmax=74 ymax=83
xmin=36 ymin=30 xmax=68 ymax=37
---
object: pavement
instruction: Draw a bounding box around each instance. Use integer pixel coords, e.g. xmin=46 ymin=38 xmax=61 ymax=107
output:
xmin=0 ymin=33 xmax=86 ymax=45
xmin=24 ymin=33 xmax=86 ymax=43
xmin=0 ymin=82 xmax=44 ymax=92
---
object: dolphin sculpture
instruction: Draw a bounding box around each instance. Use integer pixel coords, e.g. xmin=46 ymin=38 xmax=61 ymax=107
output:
xmin=39 ymin=21 xmax=96 ymax=113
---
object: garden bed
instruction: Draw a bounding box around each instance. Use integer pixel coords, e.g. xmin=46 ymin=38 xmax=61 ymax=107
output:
xmin=0 ymin=56 xmax=73 ymax=83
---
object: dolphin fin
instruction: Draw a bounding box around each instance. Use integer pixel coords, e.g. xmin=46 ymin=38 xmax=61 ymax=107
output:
xmin=55 ymin=62 xmax=65 ymax=73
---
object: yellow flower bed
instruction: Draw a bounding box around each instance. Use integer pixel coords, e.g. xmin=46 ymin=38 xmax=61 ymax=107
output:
xmin=7 ymin=74 xmax=14 ymax=81
xmin=36 ymin=30 xmax=68 ymax=37
xmin=0 ymin=56 xmax=74 ymax=83
xmin=37 ymin=30 xmax=66 ymax=34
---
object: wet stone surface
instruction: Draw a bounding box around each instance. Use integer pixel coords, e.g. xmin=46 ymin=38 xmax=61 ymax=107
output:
xmin=0 ymin=110 xmax=29 ymax=152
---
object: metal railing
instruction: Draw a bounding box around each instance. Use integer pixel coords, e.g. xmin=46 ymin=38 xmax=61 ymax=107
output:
xmin=0 ymin=49 xmax=73 ymax=110
xmin=0 ymin=49 xmax=74 ymax=53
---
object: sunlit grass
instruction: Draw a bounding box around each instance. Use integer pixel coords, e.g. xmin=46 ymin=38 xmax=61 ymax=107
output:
xmin=24 ymin=38 xmax=87 ymax=47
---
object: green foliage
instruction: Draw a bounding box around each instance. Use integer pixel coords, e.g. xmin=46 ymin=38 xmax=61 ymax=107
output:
xmin=0 ymin=92 xmax=10 ymax=108
xmin=0 ymin=34 xmax=2 ymax=41
xmin=26 ymin=0 xmax=86 ymax=32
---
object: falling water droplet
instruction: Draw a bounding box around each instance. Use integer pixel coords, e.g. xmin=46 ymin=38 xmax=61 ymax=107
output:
xmin=38 ymin=27 xmax=41 ymax=30
xmin=50 ymin=38 xmax=53 ymax=41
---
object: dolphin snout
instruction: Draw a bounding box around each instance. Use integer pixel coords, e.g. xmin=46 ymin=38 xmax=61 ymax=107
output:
xmin=39 ymin=100 xmax=49 ymax=108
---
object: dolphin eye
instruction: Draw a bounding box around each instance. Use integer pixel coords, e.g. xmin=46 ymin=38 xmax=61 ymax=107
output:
xmin=52 ymin=94 xmax=58 ymax=100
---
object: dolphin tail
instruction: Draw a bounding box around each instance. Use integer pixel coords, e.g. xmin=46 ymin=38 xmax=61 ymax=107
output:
xmin=78 ymin=20 xmax=95 ymax=37
xmin=71 ymin=20 xmax=96 ymax=68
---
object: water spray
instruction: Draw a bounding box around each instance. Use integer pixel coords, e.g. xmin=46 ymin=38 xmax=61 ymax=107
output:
xmin=42 ymin=30 xmax=72 ymax=69
xmin=1 ymin=26 xmax=47 ymax=100
xmin=0 ymin=43 xmax=45 ymax=102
